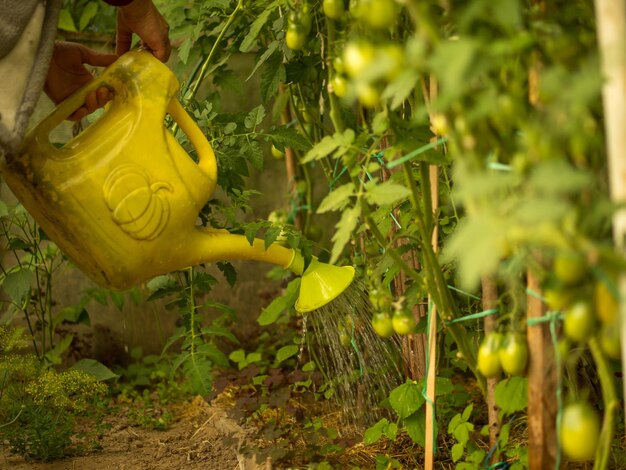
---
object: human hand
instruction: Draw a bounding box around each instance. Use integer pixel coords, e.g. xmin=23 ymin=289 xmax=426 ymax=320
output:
xmin=116 ymin=0 xmax=171 ymax=62
xmin=44 ymin=42 xmax=118 ymax=121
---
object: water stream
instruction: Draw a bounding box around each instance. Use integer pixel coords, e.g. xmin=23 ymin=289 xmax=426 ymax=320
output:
xmin=304 ymin=279 xmax=405 ymax=428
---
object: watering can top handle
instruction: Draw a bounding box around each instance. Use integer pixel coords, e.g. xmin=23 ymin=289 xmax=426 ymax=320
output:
xmin=166 ymin=99 xmax=217 ymax=181
xmin=35 ymin=78 xmax=110 ymax=137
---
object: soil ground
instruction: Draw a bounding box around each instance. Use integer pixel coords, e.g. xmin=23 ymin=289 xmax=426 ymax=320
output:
xmin=0 ymin=396 xmax=268 ymax=470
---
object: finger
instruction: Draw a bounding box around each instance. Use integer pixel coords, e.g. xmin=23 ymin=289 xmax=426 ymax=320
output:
xmin=116 ymin=15 xmax=133 ymax=56
xmin=80 ymin=47 xmax=118 ymax=68
xmin=147 ymin=27 xmax=171 ymax=62
xmin=70 ymin=107 xmax=88 ymax=122
xmin=84 ymin=90 xmax=99 ymax=114
xmin=96 ymin=87 xmax=112 ymax=108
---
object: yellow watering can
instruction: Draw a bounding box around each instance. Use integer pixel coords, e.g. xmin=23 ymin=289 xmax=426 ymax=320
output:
xmin=1 ymin=51 xmax=354 ymax=313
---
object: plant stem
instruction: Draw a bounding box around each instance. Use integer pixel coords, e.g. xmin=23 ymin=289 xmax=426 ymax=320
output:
xmin=401 ymin=162 xmax=483 ymax=392
xmin=588 ymin=337 xmax=618 ymax=470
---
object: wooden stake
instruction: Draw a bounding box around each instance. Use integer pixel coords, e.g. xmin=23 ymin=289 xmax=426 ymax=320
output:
xmin=527 ymin=271 xmax=558 ymax=469
xmin=481 ymin=276 xmax=500 ymax=461
xmin=593 ymin=0 xmax=626 ymax=426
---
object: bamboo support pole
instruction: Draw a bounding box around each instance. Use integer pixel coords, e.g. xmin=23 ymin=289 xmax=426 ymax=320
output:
xmin=593 ymin=0 xmax=626 ymax=425
xmin=425 ymin=79 xmax=440 ymax=470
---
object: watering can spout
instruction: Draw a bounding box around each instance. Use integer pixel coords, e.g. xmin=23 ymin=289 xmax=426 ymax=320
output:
xmin=183 ymin=229 xmax=355 ymax=313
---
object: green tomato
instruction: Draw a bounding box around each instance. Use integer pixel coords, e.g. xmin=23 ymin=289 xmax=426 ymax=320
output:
xmin=371 ymin=311 xmax=394 ymax=338
xmin=544 ymin=287 xmax=574 ymax=312
xmin=286 ymin=23 xmax=307 ymax=51
xmin=564 ymin=301 xmax=596 ymax=342
xmin=323 ymin=0 xmax=345 ymax=19
xmin=598 ymin=324 xmax=621 ymax=360
xmin=356 ymin=81 xmax=381 ymax=108
xmin=560 ymin=402 xmax=600 ymax=461
xmin=553 ymin=251 xmax=587 ymax=286
xmin=392 ymin=308 xmax=417 ymax=335
xmin=333 ymin=56 xmax=345 ymax=74
xmin=343 ymin=40 xmax=376 ymax=78
xmin=300 ymin=3 xmax=313 ymax=33
xmin=594 ymin=280 xmax=618 ymax=325
xmin=363 ymin=0 xmax=398 ymax=30
xmin=271 ymin=144 xmax=285 ymax=159
xmin=338 ymin=324 xmax=351 ymax=347
xmin=477 ymin=332 xmax=503 ymax=378
xmin=368 ymin=288 xmax=392 ymax=311
xmin=498 ymin=333 xmax=528 ymax=376
xmin=330 ymin=75 xmax=349 ymax=97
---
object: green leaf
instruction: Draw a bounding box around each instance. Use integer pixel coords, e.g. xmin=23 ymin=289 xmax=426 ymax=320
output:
xmin=58 ymin=9 xmax=77 ymax=32
xmin=317 ymin=183 xmax=355 ymax=214
xmin=302 ymin=129 xmax=355 ymax=163
xmin=240 ymin=5 xmax=275 ymax=52
xmin=246 ymin=351 xmax=262 ymax=363
xmin=244 ymin=105 xmax=266 ymax=129
xmin=44 ymin=334 xmax=74 ymax=365
xmin=200 ymin=325 xmax=238 ymax=343
xmin=184 ymin=355 xmax=212 ymax=395
xmin=269 ymin=126 xmax=312 ymax=152
xmin=79 ymin=2 xmax=98 ymax=31
xmin=217 ymin=261 xmax=237 ymax=286
xmin=330 ymin=205 xmax=361 ymax=264
xmin=461 ymin=403 xmax=473 ymax=421
xmin=109 ymin=291 xmax=124 ymax=310
xmin=275 ymin=344 xmax=299 ymax=364
xmin=495 ymin=377 xmax=528 ymax=415
xmin=257 ymin=278 xmax=301 ymax=325
xmin=72 ymin=358 xmax=119 ymax=381
xmin=384 ymin=422 xmax=398 ymax=440
xmin=363 ymin=418 xmax=388 ymax=445
xmin=229 ymin=349 xmax=246 ymax=363
xmin=147 ymin=274 xmax=176 ymax=291
xmin=451 ymin=442 xmax=464 ymax=463
xmin=178 ymin=36 xmax=193 ymax=64
xmin=54 ymin=306 xmax=90 ymax=328
xmin=198 ymin=342 xmax=229 ymax=368
xmin=248 ymin=40 xmax=280 ymax=81
xmin=241 ymin=139 xmax=264 ymax=171
xmin=2 ymin=268 xmax=32 ymax=304
xmin=404 ymin=409 xmax=427 ymax=446
xmin=389 ymin=380 xmax=425 ymax=419
xmin=364 ymin=180 xmax=411 ymax=206
xmin=261 ymin=50 xmax=285 ymax=102
xmin=528 ymin=159 xmax=591 ymax=196
xmin=383 ymin=71 xmax=419 ymax=110
xmin=453 ymin=422 xmax=473 ymax=445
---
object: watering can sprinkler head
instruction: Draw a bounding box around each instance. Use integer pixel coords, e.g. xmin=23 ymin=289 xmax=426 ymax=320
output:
xmin=286 ymin=252 xmax=356 ymax=313
xmin=1 ymin=50 xmax=356 ymax=311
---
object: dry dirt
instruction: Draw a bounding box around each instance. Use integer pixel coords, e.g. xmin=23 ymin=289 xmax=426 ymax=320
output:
xmin=0 ymin=396 xmax=270 ymax=470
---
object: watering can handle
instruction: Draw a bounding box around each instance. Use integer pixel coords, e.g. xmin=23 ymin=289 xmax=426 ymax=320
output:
xmin=33 ymin=79 xmax=108 ymax=140
xmin=167 ymin=99 xmax=218 ymax=182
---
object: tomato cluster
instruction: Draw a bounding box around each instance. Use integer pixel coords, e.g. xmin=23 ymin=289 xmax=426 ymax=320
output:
xmin=286 ymin=3 xmax=313 ymax=51
xmin=544 ymin=250 xmax=621 ymax=360
xmin=368 ymin=287 xmax=417 ymax=337
xmin=477 ymin=331 xmax=529 ymax=378
xmin=542 ymin=250 xmax=615 ymax=461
